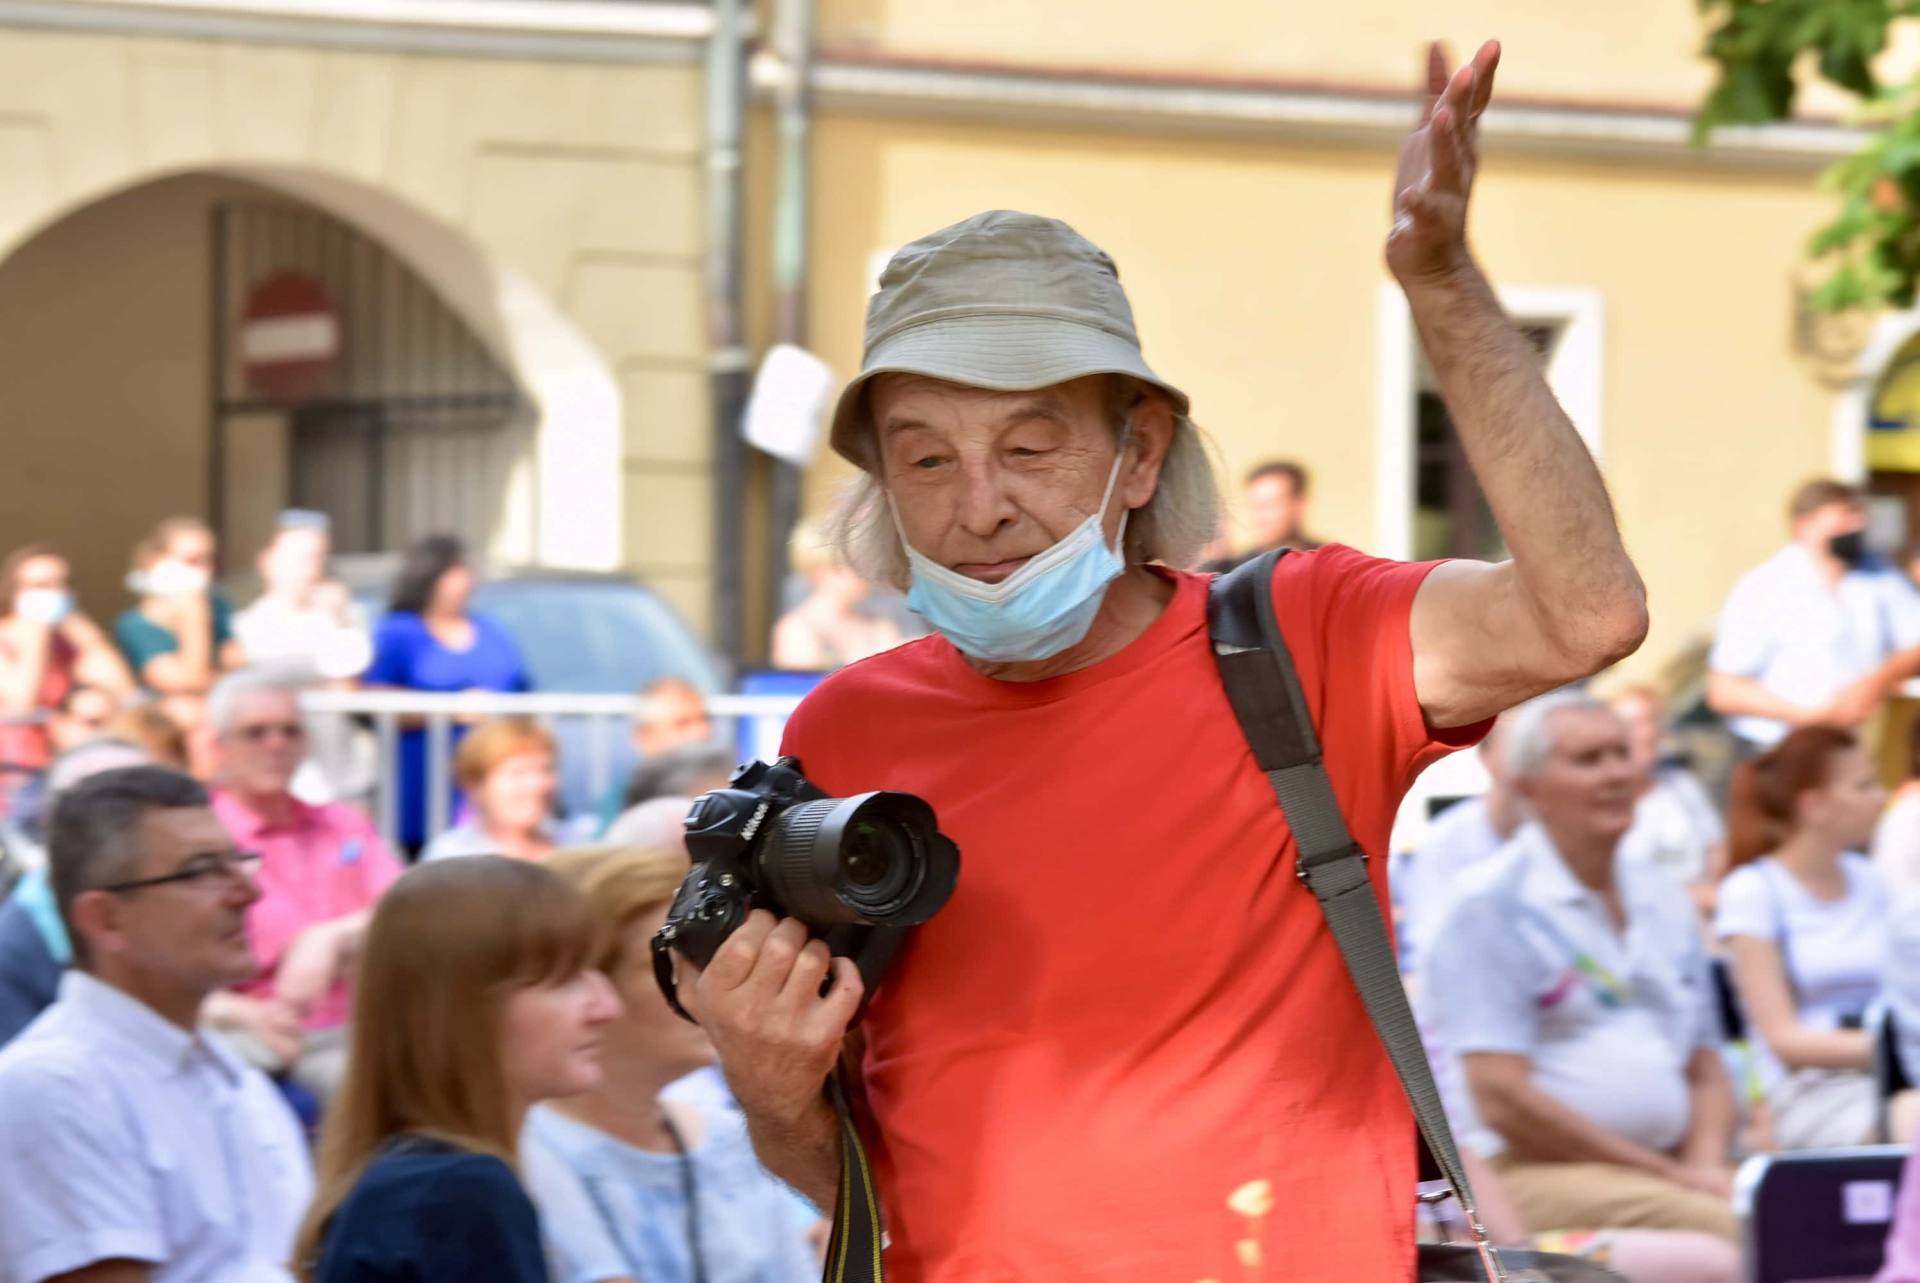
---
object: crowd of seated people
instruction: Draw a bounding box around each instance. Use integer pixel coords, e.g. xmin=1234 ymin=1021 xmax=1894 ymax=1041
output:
xmin=0 ymin=512 xmax=864 ymax=1281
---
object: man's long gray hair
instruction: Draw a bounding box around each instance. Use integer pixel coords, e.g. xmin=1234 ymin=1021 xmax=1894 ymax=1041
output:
xmin=830 ymin=375 xmax=1225 ymax=590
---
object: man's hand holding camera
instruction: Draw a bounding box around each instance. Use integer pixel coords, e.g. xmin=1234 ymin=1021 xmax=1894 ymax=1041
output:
xmin=679 ymin=910 xmax=864 ymax=1125
xmin=656 ymin=757 xmax=961 ymax=1214
xmin=676 ymin=911 xmax=862 ymax=1214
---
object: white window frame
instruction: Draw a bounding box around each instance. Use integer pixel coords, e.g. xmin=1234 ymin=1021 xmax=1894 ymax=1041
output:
xmin=1373 ymin=283 xmax=1606 ymax=560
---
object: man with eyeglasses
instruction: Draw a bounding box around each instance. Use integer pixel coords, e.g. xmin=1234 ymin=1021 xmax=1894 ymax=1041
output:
xmin=0 ymin=765 xmax=313 ymax=1282
xmin=205 ymin=671 xmax=401 ymax=1101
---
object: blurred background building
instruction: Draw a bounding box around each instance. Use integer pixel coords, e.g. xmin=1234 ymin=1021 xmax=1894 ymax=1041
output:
xmin=0 ymin=0 xmax=1904 ymax=681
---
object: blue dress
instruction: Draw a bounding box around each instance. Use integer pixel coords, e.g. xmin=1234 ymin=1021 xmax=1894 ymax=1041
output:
xmin=315 ymin=1143 xmax=547 ymax=1282
xmin=364 ymin=612 xmax=530 ymax=849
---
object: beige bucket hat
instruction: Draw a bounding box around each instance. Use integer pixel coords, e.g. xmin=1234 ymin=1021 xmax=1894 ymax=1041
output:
xmin=828 ymin=210 xmax=1190 ymax=469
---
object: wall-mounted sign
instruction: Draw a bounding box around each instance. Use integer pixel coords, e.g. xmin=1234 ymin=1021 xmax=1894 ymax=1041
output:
xmin=239 ymin=271 xmax=341 ymax=401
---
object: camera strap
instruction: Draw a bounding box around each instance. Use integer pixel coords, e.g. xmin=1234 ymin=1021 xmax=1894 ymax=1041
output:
xmin=824 ymin=1067 xmax=885 ymax=1283
xmin=1207 ymin=549 xmax=1505 ymax=1283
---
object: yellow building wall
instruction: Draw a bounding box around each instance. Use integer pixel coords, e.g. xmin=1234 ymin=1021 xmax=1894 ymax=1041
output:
xmin=819 ymin=0 xmax=1720 ymax=106
xmin=819 ymin=0 xmax=1920 ymax=117
xmin=802 ymin=110 xmax=1842 ymax=680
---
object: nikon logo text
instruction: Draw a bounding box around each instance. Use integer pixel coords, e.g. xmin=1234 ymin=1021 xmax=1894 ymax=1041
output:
xmin=739 ymin=800 xmax=772 ymax=841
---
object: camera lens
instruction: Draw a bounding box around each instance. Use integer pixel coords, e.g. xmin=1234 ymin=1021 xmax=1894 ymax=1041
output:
xmin=841 ymin=819 xmax=905 ymax=889
xmin=757 ymin=793 xmax=958 ymax=927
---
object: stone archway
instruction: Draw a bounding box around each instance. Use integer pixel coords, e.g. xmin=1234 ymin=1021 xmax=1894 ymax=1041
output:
xmin=0 ymin=162 xmax=621 ymax=594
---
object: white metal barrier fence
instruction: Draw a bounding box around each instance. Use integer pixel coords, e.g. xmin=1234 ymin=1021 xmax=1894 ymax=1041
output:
xmin=297 ymin=689 xmax=806 ymax=850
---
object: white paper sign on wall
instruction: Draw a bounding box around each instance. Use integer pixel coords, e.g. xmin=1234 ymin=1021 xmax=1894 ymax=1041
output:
xmin=742 ymin=344 xmax=834 ymax=467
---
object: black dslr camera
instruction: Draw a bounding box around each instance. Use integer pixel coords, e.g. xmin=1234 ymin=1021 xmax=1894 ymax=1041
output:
xmin=651 ymin=757 xmax=960 ymax=1021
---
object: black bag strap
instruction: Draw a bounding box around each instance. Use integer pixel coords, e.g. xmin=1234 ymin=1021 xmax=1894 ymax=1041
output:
xmin=1208 ymin=549 xmax=1505 ymax=1283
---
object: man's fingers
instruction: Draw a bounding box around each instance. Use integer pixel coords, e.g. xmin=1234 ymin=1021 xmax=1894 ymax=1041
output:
xmin=1419 ymin=41 xmax=1449 ymax=123
xmin=1439 ymin=62 xmax=1475 ymax=124
xmin=779 ymin=938 xmax=834 ymax=1005
xmin=742 ymin=915 xmax=812 ymax=995
xmin=699 ymin=908 xmax=778 ymax=989
xmin=1468 ymin=40 xmax=1501 ymax=118
xmin=804 ymin=956 xmax=866 ymax=1039
xmin=1429 ymin=108 xmax=1463 ymax=191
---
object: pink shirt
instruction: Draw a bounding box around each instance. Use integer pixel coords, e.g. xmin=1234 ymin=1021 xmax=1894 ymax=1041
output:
xmin=212 ymin=789 xmax=403 ymax=1030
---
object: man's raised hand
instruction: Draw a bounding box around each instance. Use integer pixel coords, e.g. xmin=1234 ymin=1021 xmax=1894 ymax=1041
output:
xmin=1387 ymin=40 xmax=1500 ymax=289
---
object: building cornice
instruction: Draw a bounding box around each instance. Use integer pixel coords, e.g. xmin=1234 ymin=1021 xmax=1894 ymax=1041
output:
xmin=765 ymin=47 xmax=1866 ymax=170
xmin=0 ymin=0 xmax=719 ymax=62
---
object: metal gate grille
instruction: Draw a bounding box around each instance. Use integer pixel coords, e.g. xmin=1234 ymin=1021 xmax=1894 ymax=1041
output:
xmin=208 ymin=201 xmax=530 ymax=558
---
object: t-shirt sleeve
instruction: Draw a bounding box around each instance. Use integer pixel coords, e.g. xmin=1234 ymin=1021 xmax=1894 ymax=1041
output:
xmin=1881 ymin=571 xmax=1920 ymax=651
xmin=1707 ymin=572 xmax=1771 ymax=677
xmin=114 ymin=610 xmax=176 ymax=678
xmin=519 ymin=1132 xmax=631 ymax=1283
xmin=363 ymin=617 xmax=417 ymax=688
xmin=1713 ymin=865 xmax=1780 ymax=943
xmin=1273 ymin=546 xmax=1489 ymax=792
xmin=0 ymin=1062 xmax=166 ymax=1281
xmin=1422 ymin=892 xmax=1540 ymax=1057
xmin=358 ymin=829 xmax=406 ymax=900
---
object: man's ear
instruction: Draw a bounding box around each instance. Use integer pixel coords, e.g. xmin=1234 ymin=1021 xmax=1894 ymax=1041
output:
xmin=67 ymin=889 xmax=121 ymax=963
xmin=1120 ymin=395 xmax=1177 ymax=510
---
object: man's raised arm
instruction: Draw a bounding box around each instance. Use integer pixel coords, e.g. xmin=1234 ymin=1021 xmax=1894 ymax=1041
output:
xmin=1389 ymin=42 xmax=1648 ymax=729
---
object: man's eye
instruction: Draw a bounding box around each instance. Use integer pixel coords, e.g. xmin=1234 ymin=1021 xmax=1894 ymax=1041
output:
xmin=179 ymin=861 xmax=221 ymax=879
xmin=910 ymin=456 xmax=945 ymax=470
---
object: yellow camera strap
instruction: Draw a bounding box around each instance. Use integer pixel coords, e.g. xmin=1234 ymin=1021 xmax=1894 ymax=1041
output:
xmin=823 ymin=1069 xmax=886 ymax=1283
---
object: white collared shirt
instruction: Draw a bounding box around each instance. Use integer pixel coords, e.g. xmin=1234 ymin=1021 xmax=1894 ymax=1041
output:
xmin=0 ymin=972 xmax=313 ymax=1283
xmin=1709 ymin=544 xmax=1920 ymax=747
xmin=1421 ymin=825 xmax=1719 ymax=1159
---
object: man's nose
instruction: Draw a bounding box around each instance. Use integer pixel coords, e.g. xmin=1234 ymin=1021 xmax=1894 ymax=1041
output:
xmin=227 ymin=860 xmax=263 ymax=907
xmin=952 ymin=460 xmax=1018 ymax=540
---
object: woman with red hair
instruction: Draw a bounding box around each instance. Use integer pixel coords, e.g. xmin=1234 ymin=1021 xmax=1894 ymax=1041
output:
xmin=1715 ymin=725 xmax=1891 ymax=1150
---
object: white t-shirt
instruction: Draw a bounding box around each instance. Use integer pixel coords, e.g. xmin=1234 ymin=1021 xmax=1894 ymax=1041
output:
xmin=1874 ymin=792 xmax=1920 ymax=902
xmin=1393 ymin=795 xmax=1512 ymax=980
xmin=1714 ymin=854 xmax=1890 ymax=1075
xmin=1422 ymin=826 xmax=1719 ymax=1159
xmin=1708 ymin=544 xmax=1920 ymax=747
xmin=1618 ymin=768 xmax=1724 ymax=886
xmin=1884 ymin=891 xmax=1920 ymax=1084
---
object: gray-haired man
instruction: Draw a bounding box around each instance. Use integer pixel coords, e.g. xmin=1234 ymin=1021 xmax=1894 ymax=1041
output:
xmin=678 ymin=41 xmax=1647 ymax=1281
xmin=1422 ymin=696 xmax=1737 ymax=1244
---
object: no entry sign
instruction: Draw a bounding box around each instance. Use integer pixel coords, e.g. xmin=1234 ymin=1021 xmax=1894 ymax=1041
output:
xmin=239 ymin=271 xmax=341 ymax=401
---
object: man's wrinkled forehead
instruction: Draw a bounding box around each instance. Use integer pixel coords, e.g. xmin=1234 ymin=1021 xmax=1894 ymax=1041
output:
xmin=867 ymin=374 xmax=1103 ymax=448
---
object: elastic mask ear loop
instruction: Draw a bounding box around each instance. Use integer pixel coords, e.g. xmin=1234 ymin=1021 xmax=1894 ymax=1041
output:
xmin=1100 ymin=426 xmax=1134 ymax=556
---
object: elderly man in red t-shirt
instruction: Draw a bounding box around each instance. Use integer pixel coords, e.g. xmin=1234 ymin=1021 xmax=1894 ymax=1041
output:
xmin=682 ymin=42 xmax=1648 ymax=1282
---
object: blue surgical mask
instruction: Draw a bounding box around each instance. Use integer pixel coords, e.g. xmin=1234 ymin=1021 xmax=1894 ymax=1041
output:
xmin=891 ymin=440 xmax=1130 ymax=662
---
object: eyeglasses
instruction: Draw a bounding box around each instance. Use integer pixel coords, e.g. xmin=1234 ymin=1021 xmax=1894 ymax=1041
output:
xmin=234 ymin=722 xmax=305 ymax=744
xmin=101 ymin=849 xmax=262 ymax=894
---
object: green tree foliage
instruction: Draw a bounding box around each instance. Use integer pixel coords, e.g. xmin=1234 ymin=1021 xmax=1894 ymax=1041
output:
xmin=1696 ymin=0 xmax=1920 ymax=308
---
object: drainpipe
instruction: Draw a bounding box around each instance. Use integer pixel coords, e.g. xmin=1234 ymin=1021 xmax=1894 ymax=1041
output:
xmin=705 ymin=0 xmax=751 ymax=666
xmin=763 ymin=0 xmax=813 ymax=639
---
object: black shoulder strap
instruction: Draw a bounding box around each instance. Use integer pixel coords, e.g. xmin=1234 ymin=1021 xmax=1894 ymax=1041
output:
xmin=1208 ymin=549 xmax=1505 ymax=1282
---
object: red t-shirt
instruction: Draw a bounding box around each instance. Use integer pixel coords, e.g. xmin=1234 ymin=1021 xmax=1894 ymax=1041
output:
xmin=780 ymin=547 xmax=1485 ymax=1282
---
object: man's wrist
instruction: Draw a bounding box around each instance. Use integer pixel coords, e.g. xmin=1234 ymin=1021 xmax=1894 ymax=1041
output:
xmin=1394 ymin=252 xmax=1489 ymax=308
